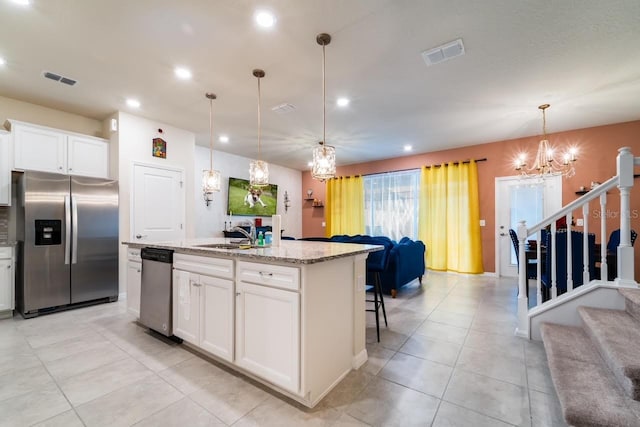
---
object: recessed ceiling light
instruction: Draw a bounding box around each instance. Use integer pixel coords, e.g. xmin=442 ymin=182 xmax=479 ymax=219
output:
xmin=336 ymin=97 xmax=350 ymax=107
xmin=174 ymin=67 xmax=192 ymax=80
xmin=0 ymin=57 xmax=6 ymax=66
xmin=255 ymin=10 xmax=276 ymax=28
xmin=11 ymin=0 xmax=30 ymax=5
xmin=307 ymin=161 xmax=313 ymax=167
xmin=219 ymin=135 xmax=229 ymax=143
xmin=126 ymin=98 xmax=141 ymax=108
xmin=403 ymin=145 xmax=413 ymax=152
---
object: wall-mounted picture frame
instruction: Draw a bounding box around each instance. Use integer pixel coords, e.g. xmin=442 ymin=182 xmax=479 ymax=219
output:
xmin=152 ymin=138 xmax=167 ymax=158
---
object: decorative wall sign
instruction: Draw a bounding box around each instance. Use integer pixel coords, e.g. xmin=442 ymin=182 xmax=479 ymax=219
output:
xmin=152 ymin=138 xmax=167 ymax=158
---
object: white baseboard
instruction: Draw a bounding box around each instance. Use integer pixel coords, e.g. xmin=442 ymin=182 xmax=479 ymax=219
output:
xmin=352 ymin=349 xmax=368 ymax=369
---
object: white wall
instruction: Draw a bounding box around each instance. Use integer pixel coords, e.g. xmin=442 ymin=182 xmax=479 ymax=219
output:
xmin=114 ymin=112 xmax=196 ymax=292
xmin=194 ymin=146 xmax=302 ymax=238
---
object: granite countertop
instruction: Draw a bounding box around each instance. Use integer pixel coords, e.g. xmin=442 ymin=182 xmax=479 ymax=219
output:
xmin=123 ymin=238 xmax=382 ymax=265
xmin=0 ymin=242 xmax=17 ymax=247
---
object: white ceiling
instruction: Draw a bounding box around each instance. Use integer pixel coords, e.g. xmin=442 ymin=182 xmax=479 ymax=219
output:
xmin=1 ymin=0 xmax=639 ymax=171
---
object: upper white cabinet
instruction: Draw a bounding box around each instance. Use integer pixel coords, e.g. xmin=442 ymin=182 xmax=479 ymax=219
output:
xmin=8 ymin=120 xmax=109 ymax=178
xmin=0 ymin=132 xmax=10 ymax=205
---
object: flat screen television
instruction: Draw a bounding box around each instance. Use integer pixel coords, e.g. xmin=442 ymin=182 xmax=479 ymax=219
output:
xmin=227 ymin=177 xmax=278 ymax=216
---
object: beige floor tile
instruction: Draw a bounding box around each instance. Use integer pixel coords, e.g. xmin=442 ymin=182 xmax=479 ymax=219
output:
xmin=234 ymin=394 xmax=342 ymax=427
xmin=23 ymin=324 xmax=94 ymax=349
xmin=0 ymin=364 xmax=55 ymax=401
xmin=456 ymin=345 xmax=528 ymax=387
xmin=360 ymin=343 xmax=395 ymax=375
xmin=428 ymin=309 xmax=474 ymax=329
xmin=321 ymin=369 xmax=374 ymax=411
xmin=365 ymin=326 xmax=409 ymax=351
xmin=75 ymin=375 xmax=183 ymax=427
xmin=432 ymin=401 xmax=514 ymax=427
xmin=347 ymin=376 xmax=440 ymax=426
xmin=57 ymin=356 xmax=153 ymax=406
xmin=189 ymin=374 xmax=270 ymax=425
xmin=414 ymin=320 xmax=468 ymax=345
xmin=398 ymin=334 xmax=462 ymax=366
xmin=333 ymin=413 xmax=372 ymax=426
xmin=379 ymin=352 xmax=453 ymax=398
xmin=0 ymin=349 xmax=42 ymax=376
xmin=131 ymin=343 xmax=195 ymax=372
xmin=443 ymin=369 xmax=531 ymax=426
xmin=529 ymin=389 xmax=568 ymax=427
xmin=35 ymin=330 xmax=109 ymax=362
xmin=134 ymin=397 xmax=225 ymax=427
xmin=464 ymin=329 xmax=526 ymax=360
xmin=158 ymin=355 xmax=232 ymax=395
xmin=45 ymin=341 xmax=129 ymax=381
xmin=32 ymin=410 xmax=85 ymax=427
xmin=383 ymin=307 xmax=429 ymax=336
xmin=0 ymin=383 xmax=71 ymax=427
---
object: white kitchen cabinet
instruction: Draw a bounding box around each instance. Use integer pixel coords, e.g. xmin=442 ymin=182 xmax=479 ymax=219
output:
xmin=8 ymin=120 xmax=109 ymax=178
xmin=126 ymin=248 xmax=142 ymax=317
xmin=235 ymin=262 xmax=300 ymax=393
xmin=0 ymin=132 xmax=10 ymax=205
xmin=0 ymin=247 xmax=15 ymax=317
xmin=173 ymin=254 xmax=234 ymax=361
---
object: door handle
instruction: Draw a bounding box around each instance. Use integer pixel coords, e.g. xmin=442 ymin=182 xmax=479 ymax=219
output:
xmin=135 ymin=234 xmax=148 ymax=239
xmin=71 ymin=196 xmax=78 ymax=264
xmin=64 ymin=196 xmax=71 ymax=265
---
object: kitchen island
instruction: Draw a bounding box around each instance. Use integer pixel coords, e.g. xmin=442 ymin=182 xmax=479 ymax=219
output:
xmin=124 ymin=238 xmax=382 ymax=408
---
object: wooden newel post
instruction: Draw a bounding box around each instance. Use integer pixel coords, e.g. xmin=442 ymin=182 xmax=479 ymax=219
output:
xmin=616 ymin=147 xmax=636 ymax=286
xmin=515 ymin=220 xmax=529 ymax=338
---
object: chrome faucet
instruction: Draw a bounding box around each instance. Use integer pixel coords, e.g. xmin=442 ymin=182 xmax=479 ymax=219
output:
xmin=231 ymin=226 xmax=256 ymax=244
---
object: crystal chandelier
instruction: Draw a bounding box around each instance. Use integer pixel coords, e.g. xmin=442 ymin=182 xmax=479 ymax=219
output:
xmin=202 ymin=93 xmax=221 ymax=206
xmin=249 ymin=69 xmax=269 ymax=187
xmin=515 ymin=104 xmax=577 ymax=178
xmin=311 ymin=33 xmax=336 ymax=182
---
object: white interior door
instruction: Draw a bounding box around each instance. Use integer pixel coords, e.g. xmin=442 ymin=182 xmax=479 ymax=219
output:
xmin=495 ymin=175 xmax=562 ymax=277
xmin=132 ymin=163 xmax=185 ymax=242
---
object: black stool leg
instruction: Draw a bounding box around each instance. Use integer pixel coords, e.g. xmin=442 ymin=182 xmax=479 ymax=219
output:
xmin=375 ymin=272 xmax=387 ymax=327
xmin=373 ymin=282 xmax=380 ymax=342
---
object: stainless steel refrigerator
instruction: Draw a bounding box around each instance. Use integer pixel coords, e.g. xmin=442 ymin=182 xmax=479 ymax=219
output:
xmin=15 ymin=171 xmax=119 ymax=317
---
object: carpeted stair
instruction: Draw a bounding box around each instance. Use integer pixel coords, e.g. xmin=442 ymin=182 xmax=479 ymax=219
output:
xmin=540 ymin=288 xmax=640 ymax=427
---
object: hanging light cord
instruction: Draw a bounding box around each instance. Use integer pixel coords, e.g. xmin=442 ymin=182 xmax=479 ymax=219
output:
xmin=322 ymin=41 xmax=326 ymax=153
xmin=542 ymin=106 xmax=547 ymax=140
xmin=209 ymin=97 xmax=214 ymax=170
xmin=257 ymin=75 xmax=262 ymax=160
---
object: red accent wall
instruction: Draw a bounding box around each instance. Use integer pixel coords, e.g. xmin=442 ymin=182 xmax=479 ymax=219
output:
xmin=302 ymin=120 xmax=640 ymax=275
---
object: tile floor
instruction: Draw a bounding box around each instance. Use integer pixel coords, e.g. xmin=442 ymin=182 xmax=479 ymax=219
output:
xmin=0 ymin=272 xmax=567 ymax=427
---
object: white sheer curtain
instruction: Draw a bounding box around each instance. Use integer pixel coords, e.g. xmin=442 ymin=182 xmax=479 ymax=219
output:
xmin=364 ymin=170 xmax=420 ymax=240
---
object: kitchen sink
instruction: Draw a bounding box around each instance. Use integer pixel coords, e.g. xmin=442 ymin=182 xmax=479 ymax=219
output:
xmin=194 ymin=243 xmax=242 ymax=249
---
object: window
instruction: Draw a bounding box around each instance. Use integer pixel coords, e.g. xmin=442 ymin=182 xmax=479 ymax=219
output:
xmin=364 ymin=170 xmax=420 ymax=240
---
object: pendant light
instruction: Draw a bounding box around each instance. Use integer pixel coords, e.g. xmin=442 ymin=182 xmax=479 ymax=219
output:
xmin=249 ymin=69 xmax=269 ymax=187
xmin=202 ymin=92 xmax=221 ymax=206
xmin=311 ymin=33 xmax=336 ymax=182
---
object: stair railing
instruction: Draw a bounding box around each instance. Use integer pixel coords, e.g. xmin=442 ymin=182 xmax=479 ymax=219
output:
xmin=515 ymin=147 xmax=637 ymax=338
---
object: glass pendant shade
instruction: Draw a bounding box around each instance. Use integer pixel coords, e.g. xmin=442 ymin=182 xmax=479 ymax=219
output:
xmin=311 ymin=142 xmax=336 ymax=182
xmin=202 ymin=169 xmax=221 ymax=193
xmin=249 ymin=159 xmax=269 ymax=187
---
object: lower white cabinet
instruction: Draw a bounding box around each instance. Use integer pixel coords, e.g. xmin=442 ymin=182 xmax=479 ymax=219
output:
xmin=235 ymin=277 xmax=300 ymax=393
xmin=173 ymin=268 xmax=234 ymax=362
xmin=126 ymin=248 xmax=141 ymax=317
xmin=0 ymin=248 xmax=15 ymax=315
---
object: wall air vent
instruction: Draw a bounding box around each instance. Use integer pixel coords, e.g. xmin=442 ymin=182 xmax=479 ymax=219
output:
xmin=43 ymin=71 xmax=77 ymax=86
xmin=421 ymin=38 xmax=465 ymax=67
xmin=271 ymin=103 xmax=296 ymax=114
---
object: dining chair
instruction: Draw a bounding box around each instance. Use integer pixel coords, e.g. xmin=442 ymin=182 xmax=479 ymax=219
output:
xmin=603 ymin=229 xmax=637 ymax=280
xmin=509 ymin=229 xmax=537 ymax=297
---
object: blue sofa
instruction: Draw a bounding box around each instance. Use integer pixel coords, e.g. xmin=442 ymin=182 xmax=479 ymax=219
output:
xmin=298 ymin=235 xmax=426 ymax=297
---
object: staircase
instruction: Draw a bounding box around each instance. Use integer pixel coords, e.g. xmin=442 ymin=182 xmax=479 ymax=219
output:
xmin=540 ymin=288 xmax=640 ymax=426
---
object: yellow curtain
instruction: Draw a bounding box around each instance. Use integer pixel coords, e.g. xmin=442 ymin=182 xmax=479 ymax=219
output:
xmin=325 ymin=176 xmax=365 ymax=237
xmin=418 ymin=161 xmax=483 ymax=273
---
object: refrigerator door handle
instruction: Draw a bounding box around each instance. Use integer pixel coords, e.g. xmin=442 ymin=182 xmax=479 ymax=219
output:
xmin=64 ymin=195 xmax=71 ymax=265
xmin=71 ymin=196 xmax=78 ymax=264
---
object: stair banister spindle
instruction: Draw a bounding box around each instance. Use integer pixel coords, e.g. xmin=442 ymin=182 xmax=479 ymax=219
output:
xmin=617 ymin=147 xmax=635 ymax=284
xmin=599 ymin=193 xmax=608 ymax=281
xmin=583 ymin=203 xmax=590 ymax=285
xmin=566 ymin=212 xmax=573 ymax=292
xmin=516 ymin=220 xmax=529 ymax=338
xmin=551 ymin=221 xmax=557 ymax=300
xmin=536 ymin=229 xmax=543 ymax=307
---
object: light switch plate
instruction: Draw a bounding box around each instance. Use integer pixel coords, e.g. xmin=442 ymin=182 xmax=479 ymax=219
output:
xmin=321 ymin=221 xmax=326 ymax=227
xmin=479 ymin=219 xmax=486 ymax=226
xmin=576 ymin=218 xmax=584 ymax=226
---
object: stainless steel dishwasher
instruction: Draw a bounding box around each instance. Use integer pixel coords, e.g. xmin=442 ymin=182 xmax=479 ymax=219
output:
xmin=140 ymin=247 xmax=174 ymax=337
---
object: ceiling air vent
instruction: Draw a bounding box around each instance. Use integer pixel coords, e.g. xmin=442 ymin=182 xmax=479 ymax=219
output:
xmin=271 ymin=103 xmax=296 ymax=114
xmin=43 ymin=71 xmax=77 ymax=86
xmin=421 ymin=38 xmax=465 ymax=67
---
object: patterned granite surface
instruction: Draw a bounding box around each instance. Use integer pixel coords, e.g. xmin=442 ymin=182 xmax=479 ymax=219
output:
xmin=123 ymin=238 xmax=382 ymax=265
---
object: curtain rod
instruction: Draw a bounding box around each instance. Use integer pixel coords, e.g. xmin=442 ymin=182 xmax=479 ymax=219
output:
xmin=331 ymin=158 xmax=488 ymax=179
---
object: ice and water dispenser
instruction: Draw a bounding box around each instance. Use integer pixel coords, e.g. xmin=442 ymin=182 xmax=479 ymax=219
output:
xmin=34 ymin=220 xmax=62 ymax=245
